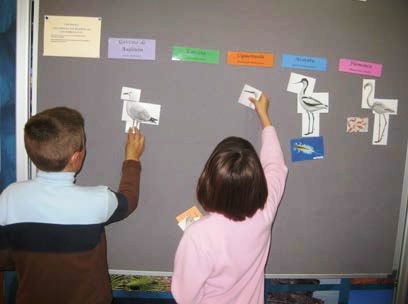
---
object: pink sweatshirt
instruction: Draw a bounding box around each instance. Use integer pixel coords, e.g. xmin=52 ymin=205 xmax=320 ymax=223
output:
xmin=171 ymin=126 xmax=288 ymax=304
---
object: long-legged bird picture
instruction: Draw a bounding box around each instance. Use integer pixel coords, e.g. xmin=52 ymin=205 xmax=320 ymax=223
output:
xmin=287 ymin=73 xmax=329 ymax=137
xmin=361 ymin=79 xmax=398 ymax=145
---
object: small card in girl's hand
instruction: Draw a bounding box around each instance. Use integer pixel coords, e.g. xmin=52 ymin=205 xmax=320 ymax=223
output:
xmin=238 ymin=84 xmax=262 ymax=110
xmin=176 ymin=206 xmax=203 ymax=231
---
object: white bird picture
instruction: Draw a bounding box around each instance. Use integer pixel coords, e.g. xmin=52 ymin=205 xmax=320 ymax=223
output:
xmin=126 ymin=101 xmax=158 ymax=125
xmin=121 ymin=100 xmax=161 ymax=132
xmin=121 ymin=87 xmax=141 ymax=102
xmin=296 ymin=78 xmax=328 ymax=135
xmin=362 ymin=80 xmax=398 ymax=145
xmin=287 ymin=73 xmax=329 ymax=137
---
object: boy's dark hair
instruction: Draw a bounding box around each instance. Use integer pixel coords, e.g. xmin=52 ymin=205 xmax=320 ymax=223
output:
xmin=196 ymin=136 xmax=268 ymax=221
xmin=24 ymin=107 xmax=85 ymax=172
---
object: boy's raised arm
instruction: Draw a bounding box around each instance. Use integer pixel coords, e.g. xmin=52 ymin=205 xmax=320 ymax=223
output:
xmin=106 ymin=128 xmax=144 ymax=224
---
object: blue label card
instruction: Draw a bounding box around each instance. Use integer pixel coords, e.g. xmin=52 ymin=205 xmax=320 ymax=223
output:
xmin=282 ymin=54 xmax=327 ymax=71
xmin=290 ymin=136 xmax=324 ymax=162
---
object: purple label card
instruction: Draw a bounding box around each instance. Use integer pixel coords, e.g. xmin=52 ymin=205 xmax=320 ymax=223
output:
xmin=108 ymin=38 xmax=156 ymax=60
xmin=338 ymin=58 xmax=382 ymax=77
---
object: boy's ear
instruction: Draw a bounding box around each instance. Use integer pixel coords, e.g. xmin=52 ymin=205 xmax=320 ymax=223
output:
xmin=69 ymin=150 xmax=85 ymax=167
xmin=70 ymin=151 xmax=81 ymax=163
xmin=63 ymin=150 xmax=85 ymax=172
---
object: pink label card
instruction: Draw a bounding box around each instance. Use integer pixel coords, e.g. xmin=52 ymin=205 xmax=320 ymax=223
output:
xmin=338 ymin=58 xmax=382 ymax=77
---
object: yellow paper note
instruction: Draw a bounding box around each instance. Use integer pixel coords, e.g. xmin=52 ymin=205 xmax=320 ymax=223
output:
xmin=43 ymin=15 xmax=101 ymax=58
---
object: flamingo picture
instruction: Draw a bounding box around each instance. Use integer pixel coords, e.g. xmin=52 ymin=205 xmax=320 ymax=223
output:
xmin=362 ymin=80 xmax=398 ymax=145
xmin=364 ymin=83 xmax=395 ymax=143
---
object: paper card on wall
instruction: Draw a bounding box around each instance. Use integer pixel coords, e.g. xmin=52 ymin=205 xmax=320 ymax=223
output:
xmin=281 ymin=53 xmax=327 ymax=71
xmin=171 ymin=46 xmax=219 ymax=64
xmin=121 ymin=87 xmax=141 ymax=101
xmin=43 ymin=15 xmax=101 ymax=58
xmin=108 ymin=38 xmax=156 ymax=60
xmin=290 ymin=136 xmax=324 ymax=162
xmin=338 ymin=58 xmax=382 ymax=77
xmin=361 ymin=79 xmax=398 ymax=145
xmin=287 ymin=73 xmax=329 ymax=137
xmin=176 ymin=206 xmax=203 ymax=231
xmin=227 ymin=51 xmax=274 ymax=67
xmin=238 ymin=84 xmax=262 ymax=110
xmin=346 ymin=117 xmax=369 ymax=133
xmin=121 ymin=100 xmax=161 ymax=131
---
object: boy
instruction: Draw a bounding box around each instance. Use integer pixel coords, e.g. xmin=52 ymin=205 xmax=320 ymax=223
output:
xmin=0 ymin=107 xmax=144 ymax=304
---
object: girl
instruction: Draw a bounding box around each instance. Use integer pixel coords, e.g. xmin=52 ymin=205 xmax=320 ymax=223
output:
xmin=171 ymin=94 xmax=288 ymax=304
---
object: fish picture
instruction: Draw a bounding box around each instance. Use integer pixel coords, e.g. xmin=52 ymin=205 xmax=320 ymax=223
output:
xmin=290 ymin=136 xmax=324 ymax=162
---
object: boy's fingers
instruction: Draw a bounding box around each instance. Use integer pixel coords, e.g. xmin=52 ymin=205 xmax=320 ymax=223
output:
xmin=127 ymin=128 xmax=133 ymax=139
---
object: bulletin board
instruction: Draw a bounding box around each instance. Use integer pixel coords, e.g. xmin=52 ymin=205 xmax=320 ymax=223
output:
xmin=34 ymin=0 xmax=408 ymax=276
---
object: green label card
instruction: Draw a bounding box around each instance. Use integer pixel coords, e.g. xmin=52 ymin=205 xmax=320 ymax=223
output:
xmin=172 ymin=46 xmax=219 ymax=64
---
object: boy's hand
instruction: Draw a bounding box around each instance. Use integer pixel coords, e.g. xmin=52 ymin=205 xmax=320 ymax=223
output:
xmin=125 ymin=128 xmax=145 ymax=161
xmin=249 ymin=93 xmax=272 ymax=128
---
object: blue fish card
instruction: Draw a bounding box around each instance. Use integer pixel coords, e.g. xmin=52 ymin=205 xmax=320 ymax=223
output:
xmin=290 ymin=136 xmax=324 ymax=162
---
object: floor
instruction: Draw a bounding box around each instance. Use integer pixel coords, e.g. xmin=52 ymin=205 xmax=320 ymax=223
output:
xmin=111 ymin=290 xmax=394 ymax=304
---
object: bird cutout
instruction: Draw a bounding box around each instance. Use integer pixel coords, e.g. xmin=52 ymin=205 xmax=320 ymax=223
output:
xmin=287 ymin=73 xmax=329 ymax=137
xmin=126 ymin=101 xmax=158 ymax=124
xmin=121 ymin=100 xmax=161 ymax=132
xmin=120 ymin=87 xmax=141 ymax=102
xmin=361 ymin=79 xmax=398 ymax=145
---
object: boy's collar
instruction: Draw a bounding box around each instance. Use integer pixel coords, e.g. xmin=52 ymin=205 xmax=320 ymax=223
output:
xmin=36 ymin=170 xmax=76 ymax=183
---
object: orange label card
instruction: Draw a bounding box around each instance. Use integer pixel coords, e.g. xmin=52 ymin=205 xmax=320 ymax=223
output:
xmin=176 ymin=206 xmax=202 ymax=223
xmin=176 ymin=206 xmax=203 ymax=231
xmin=227 ymin=51 xmax=274 ymax=67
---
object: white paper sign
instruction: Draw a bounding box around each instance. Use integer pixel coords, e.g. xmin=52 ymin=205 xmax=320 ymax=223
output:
xmin=238 ymin=84 xmax=262 ymax=110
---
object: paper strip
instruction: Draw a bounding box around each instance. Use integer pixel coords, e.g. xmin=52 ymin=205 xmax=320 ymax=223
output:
xmin=281 ymin=54 xmax=327 ymax=71
xmin=172 ymin=46 xmax=219 ymax=64
xmin=227 ymin=51 xmax=273 ymax=67
xmin=339 ymin=58 xmax=382 ymax=77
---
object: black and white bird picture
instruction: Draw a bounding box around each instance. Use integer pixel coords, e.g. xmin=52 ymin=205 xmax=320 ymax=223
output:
xmin=126 ymin=101 xmax=158 ymax=126
xmin=296 ymin=78 xmax=328 ymax=135
xmin=287 ymin=73 xmax=329 ymax=137
xmin=362 ymin=80 xmax=398 ymax=145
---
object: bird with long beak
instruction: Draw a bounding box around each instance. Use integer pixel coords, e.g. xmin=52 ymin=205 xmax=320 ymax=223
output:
xmin=295 ymin=78 xmax=328 ymax=135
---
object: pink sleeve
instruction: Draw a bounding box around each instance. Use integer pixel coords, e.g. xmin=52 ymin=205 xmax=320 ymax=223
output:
xmin=260 ymin=126 xmax=288 ymax=221
xmin=171 ymin=230 xmax=212 ymax=303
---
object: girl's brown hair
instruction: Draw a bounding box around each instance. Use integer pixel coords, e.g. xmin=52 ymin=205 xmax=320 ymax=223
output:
xmin=196 ymin=136 xmax=267 ymax=221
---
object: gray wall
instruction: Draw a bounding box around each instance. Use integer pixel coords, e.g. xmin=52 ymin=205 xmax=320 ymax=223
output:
xmin=36 ymin=0 xmax=408 ymax=275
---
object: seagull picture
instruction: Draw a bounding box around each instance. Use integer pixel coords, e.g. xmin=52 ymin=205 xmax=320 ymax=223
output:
xmin=126 ymin=101 xmax=158 ymax=126
xmin=364 ymin=82 xmax=395 ymax=143
xmin=295 ymin=78 xmax=328 ymax=135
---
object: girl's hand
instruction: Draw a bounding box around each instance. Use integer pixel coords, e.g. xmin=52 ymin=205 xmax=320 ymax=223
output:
xmin=249 ymin=93 xmax=272 ymax=128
